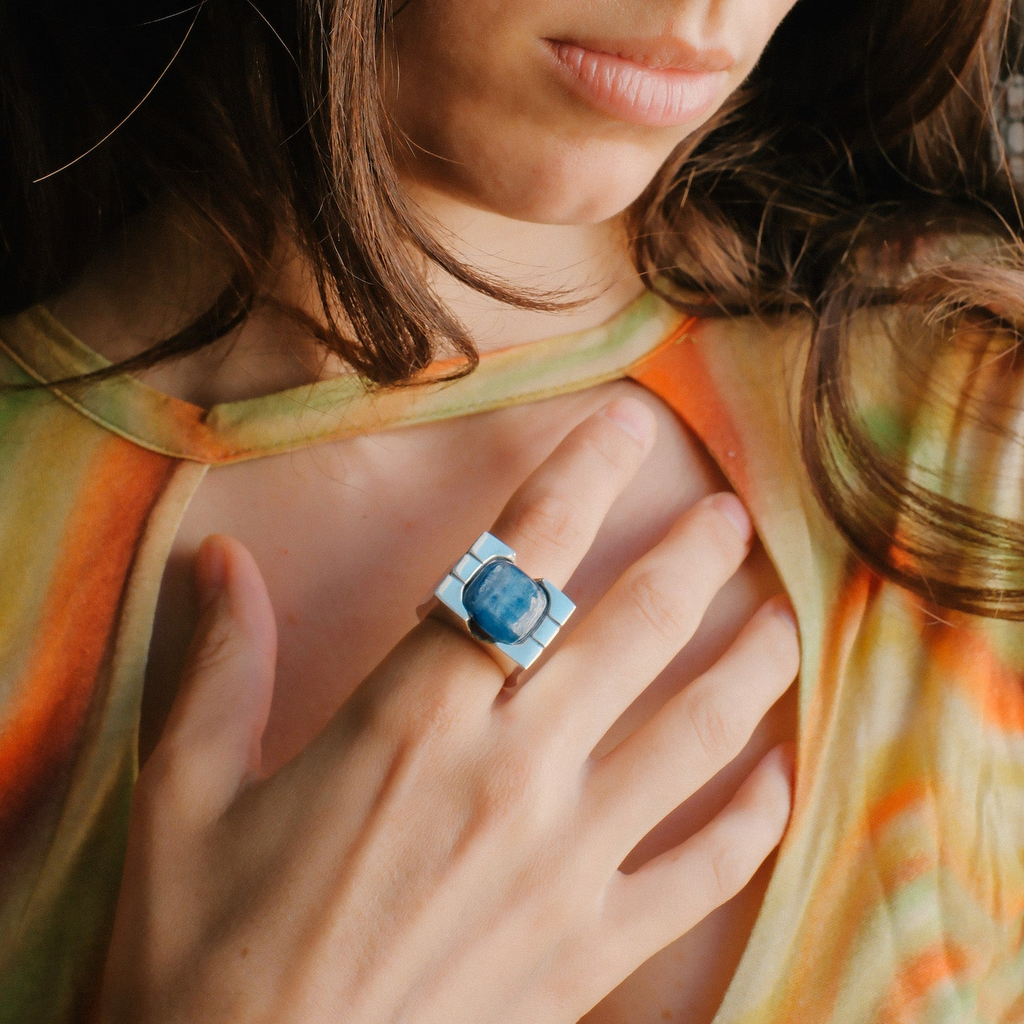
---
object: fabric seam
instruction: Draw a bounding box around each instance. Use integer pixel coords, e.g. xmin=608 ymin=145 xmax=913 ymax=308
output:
xmin=0 ymin=317 xmax=693 ymax=465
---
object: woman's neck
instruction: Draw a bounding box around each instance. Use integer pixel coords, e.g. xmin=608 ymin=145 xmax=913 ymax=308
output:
xmin=46 ymin=195 xmax=646 ymax=407
xmin=407 ymin=183 xmax=646 ymax=352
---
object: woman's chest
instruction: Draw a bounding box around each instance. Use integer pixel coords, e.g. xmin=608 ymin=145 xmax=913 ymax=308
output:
xmin=143 ymin=377 xmax=796 ymax=1023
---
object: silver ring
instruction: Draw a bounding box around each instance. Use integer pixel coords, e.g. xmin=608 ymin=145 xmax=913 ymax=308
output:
xmin=417 ymin=532 xmax=576 ymax=675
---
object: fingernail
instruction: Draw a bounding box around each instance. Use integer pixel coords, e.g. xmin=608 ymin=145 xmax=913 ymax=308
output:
xmin=707 ymin=492 xmax=753 ymax=544
xmin=196 ymin=536 xmax=226 ymax=609
xmin=599 ymin=398 xmax=656 ymax=446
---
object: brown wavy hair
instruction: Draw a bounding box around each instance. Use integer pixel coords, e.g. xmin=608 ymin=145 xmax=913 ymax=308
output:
xmin=2 ymin=0 xmax=1023 ymax=618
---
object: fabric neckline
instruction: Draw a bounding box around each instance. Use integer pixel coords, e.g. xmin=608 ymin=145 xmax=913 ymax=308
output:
xmin=0 ymin=292 xmax=693 ymax=465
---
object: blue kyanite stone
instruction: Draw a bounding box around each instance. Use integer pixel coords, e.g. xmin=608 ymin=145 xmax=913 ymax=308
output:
xmin=463 ymin=559 xmax=548 ymax=645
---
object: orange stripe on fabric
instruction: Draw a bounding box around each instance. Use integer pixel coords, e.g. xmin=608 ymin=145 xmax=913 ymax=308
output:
xmin=0 ymin=435 xmax=174 ymax=845
xmin=626 ymin=319 xmax=753 ymax=494
xmin=864 ymin=779 xmax=1023 ymax=918
xmin=799 ymin=562 xmax=875 ymax=789
xmin=925 ymin=622 xmax=1024 ymax=735
xmin=867 ymin=779 xmax=929 ymax=837
xmin=875 ymin=942 xmax=974 ymax=1021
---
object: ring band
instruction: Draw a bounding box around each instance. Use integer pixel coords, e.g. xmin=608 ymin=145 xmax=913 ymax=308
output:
xmin=417 ymin=532 xmax=576 ymax=675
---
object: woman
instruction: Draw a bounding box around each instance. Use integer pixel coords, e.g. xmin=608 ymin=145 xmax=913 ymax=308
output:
xmin=1 ymin=0 xmax=1022 ymax=1020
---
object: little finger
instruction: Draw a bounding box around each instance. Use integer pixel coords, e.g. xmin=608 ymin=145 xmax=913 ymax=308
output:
xmin=600 ymin=742 xmax=795 ymax=965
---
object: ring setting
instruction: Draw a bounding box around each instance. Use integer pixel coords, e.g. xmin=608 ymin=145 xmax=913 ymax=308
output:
xmin=421 ymin=532 xmax=576 ymax=672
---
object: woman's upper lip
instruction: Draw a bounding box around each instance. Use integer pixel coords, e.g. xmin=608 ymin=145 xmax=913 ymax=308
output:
xmin=544 ymin=36 xmax=735 ymax=75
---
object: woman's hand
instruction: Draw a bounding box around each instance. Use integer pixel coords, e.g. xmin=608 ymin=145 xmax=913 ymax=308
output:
xmin=97 ymin=397 xmax=799 ymax=1024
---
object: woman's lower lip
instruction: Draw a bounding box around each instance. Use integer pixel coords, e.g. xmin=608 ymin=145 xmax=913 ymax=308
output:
xmin=545 ymin=40 xmax=726 ymax=130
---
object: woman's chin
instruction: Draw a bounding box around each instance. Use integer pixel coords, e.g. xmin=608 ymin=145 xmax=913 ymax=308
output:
xmin=445 ymin=155 xmax=668 ymax=226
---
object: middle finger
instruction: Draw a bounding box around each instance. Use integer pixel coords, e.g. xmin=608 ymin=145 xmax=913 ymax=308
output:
xmin=514 ymin=491 xmax=754 ymax=751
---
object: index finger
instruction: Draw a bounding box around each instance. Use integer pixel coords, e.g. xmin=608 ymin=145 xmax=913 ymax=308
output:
xmin=491 ymin=395 xmax=657 ymax=585
xmin=414 ymin=396 xmax=657 ymax=685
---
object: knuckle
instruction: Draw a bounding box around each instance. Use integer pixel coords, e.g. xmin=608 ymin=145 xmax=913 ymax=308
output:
xmin=473 ymin=737 xmax=570 ymax=842
xmin=689 ymin=692 xmax=743 ymax=763
xmin=514 ymin=491 xmax=582 ymax=554
xmin=704 ymin=769 xmax=791 ymax=902
xmin=625 ymin=568 xmax=690 ymax=642
xmin=695 ymin=502 xmax=746 ymax=560
xmin=543 ymin=940 xmax=607 ymax=1020
xmin=582 ymin=416 xmax=641 ymax=472
xmin=184 ymin=621 xmax=236 ymax=680
xmin=493 ymin=693 xmax=565 ymax=751
xmin=707 ymin=835 xmax=753 ymax=901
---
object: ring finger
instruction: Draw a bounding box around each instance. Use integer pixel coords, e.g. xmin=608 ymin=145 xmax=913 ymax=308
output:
xmin=583 ymin=594 xmax=799 ymax=860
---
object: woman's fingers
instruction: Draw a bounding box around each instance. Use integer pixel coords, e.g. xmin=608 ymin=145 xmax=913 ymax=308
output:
xmin=583 ymin=595 xmax=799 ymax=859
xmin=600 ymin=743 xmax=796 ymax=965
xmin=144 ymin=534 xmax=277 ymax=822
xmin=489 ymin=396 xmax=656 ymax=586
xmin=516 ymin=491 xmax=753 ymax=748
xmin=411 ymin=396 xmax=656 ymax=686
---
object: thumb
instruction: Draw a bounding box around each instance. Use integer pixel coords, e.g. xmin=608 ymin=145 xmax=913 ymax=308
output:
xmin=155 ymin=533 xmax=278 ymax=816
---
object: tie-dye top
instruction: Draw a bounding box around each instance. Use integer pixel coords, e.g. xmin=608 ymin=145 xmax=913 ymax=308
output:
xmin=0 ymin=290 xmax=1022 ymax=1023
